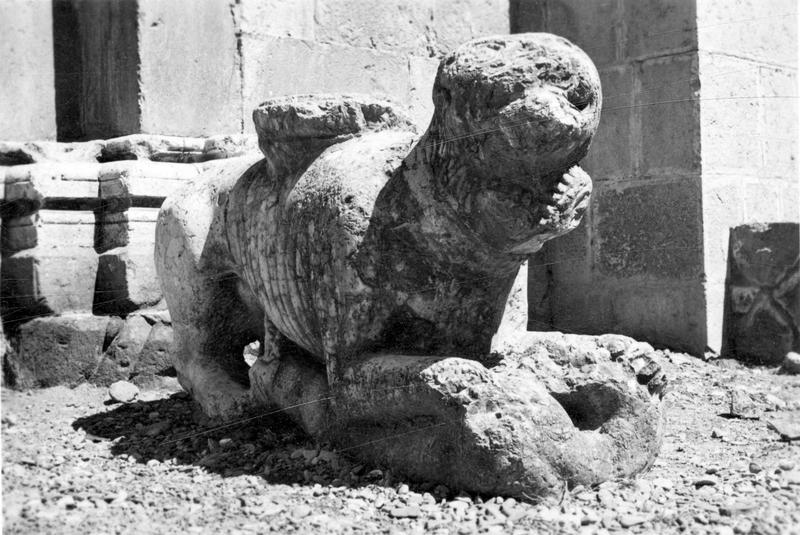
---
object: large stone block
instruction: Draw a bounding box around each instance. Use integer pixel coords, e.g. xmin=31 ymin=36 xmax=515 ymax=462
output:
xmin=522 ymin=0 xmax=620 ymax=66
xmin=98 ymin=161 xmax=200 ymax=211
xmin=241 ymin=36 xmax=410 ymax=133
xmin=6 ymin=314 xmax=113 ymax=388
xmin=697 ymin=0 xmax=797 ymax=67
xmin=432 ymin=0 xmax=510 ymax=54
xmin=638 ymin=53 xmax=701 ymax=177
xmin=698 ymin=53 xmax=762 ymax=176
xmin=607 ymin=281 xmax=706 ymax=354
xmin=95 ymin=207 xmax=160 ymax=253
xmin=0 ymin=0 xmax=56 ymax=140
xmin=759 ymin=66 xmax=798 ymax=178
xmin=583 ymin=66 xmax=634 ymax=180
xmin=0 ymin=210 xmax=98 ymax=322
xmin=535 ymin=279 xmax=707 ymax=355
xmin=623 ymin=0 xmax=696 ymax=59
xmin=723 ymin=223 xmax=800 ymax=364
xmin=94 ymin=246 xmax=162 ymax=315
xmin=94 ymin=207 xmax=162 ymax=314
xmin=1 ymin=215 xmax=38 ymax=253
xmin=137 ymin=0 xmax=242 ymax=136
xmin=1 ymin=163 xmax=100 ymax=217
xmin=314 ymin=0 xmax=435 ymax=55
xmin=53 ymin=0 xmax=241 ymax=140
xmin=239 ymin=0 xmax=315 ymax=40
xmin=595 ymin=181 xmax=703 ymax=280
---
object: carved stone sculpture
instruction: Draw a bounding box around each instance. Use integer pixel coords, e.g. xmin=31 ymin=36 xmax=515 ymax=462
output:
xmin=155 ymin=33 xmax=666 ymax=499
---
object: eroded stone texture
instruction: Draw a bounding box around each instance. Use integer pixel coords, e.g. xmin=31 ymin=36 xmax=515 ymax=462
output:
xmin=724 ymin=223 xmax=799 ymax=364
xmin=155 ymin=34 xmax=665 ymax=498
xmin=1 ymin=210 xmax=98 ymax=323
xmin=5 ymin=314 xmax=112 ymax=388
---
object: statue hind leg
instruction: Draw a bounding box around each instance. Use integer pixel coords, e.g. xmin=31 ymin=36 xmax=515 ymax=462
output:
xmin=155 ymin=162 xmax=265 ymax=421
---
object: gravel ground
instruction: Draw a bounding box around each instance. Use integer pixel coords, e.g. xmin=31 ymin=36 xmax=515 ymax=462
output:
xmin=2 ymin=351 xmax=800 ymax=534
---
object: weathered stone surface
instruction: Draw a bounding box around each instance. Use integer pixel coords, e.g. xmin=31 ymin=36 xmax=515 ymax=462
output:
xmin=202 ymin=135 xmax=260 ymax=161
xmin=156 ymin=34 xmax=665 ymax=498
xmin=0 ymin=141 xmax=103 ymax=166
xmin=1 ymin=215 xmax=37 ymax=253
xmin=1 ymin=163 xmax=100 ymax=217
xmin=94 ymin=315 xmax=151 ymax=384
xmin=108 ymin=380 xmax=139 ymax=403
xmin=136 ymin=322 xmax=174 ymax=381
xmin=98 ymin=161 xmax=200 ymax=211
xmin=782 ymin=352 xmax=800 ymax=375
xmin=0 ymin=211 xmax=98 ymax=323
xmin=94 ymin=246 xmax=162 ymax=316
xmin=241 ymin=36 xmax=412 ymax=132
xmin=100 ymin=135 xmax=206 ymax=163
xmin=595 ymin=181 xmax=703 ymax=279
xmin=723 ymin=223 xmax=799 ymax=364
xmin=95 ymin=207 xmax=159 ymax=253
xmin=0 ymin=0 xmax=56 ymax=141
xmin=5 ymin=314 xmax=111 ymax=388
xmin=136 ymin=0 xmax=242 ymax=137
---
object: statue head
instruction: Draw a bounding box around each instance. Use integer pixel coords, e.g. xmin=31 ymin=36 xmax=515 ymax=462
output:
xmin=426 ymin=33 xmax=601 ymax=254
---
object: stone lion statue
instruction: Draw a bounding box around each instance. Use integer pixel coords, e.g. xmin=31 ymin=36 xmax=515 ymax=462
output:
xmin=155 ymin=33 xmax=666 ymax=499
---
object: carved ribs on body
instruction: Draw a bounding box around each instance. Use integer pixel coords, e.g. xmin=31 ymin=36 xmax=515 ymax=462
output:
xmin=156 ymin=33 xmax=665 ymax=499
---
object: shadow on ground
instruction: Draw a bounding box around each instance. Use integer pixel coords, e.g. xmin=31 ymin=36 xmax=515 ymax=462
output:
xmin=71 ymin=393 xmax=430 ymax=493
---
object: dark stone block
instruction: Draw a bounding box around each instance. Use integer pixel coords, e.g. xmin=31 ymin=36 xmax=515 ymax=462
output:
xmin=723 ymin=223 xmax=800 ymax=364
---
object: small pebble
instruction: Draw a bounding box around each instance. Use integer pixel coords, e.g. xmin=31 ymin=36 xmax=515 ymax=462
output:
xmin=695 ymin=477 xmax=718 ymax=488
xmin=389 ymin=505 xmax=421 ymax=519
xmin=748 ymin=462 xmax=762 ymax=474
xmin=108 ymin=381 xmax=139 ymax=403
xmin=618 ymin=513 xmax=650 ymax=528
xmin=780 ymin=352 xmax=800 ymax=374
xmin=292 ymin=504 xmax=312 ymax=518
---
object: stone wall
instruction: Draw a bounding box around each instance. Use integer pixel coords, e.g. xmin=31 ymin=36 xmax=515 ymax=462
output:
xmin=0 ymin=135 xmax=258 ymax=387
xmin=28 ymin=0 xmax=512 ymax=140
xmin=1 ymin=0 xmax=57 ymax=141
xmin=516 ymin=0 xmax=798 ymax=356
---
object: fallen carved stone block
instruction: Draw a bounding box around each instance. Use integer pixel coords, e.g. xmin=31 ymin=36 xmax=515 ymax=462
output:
xmin=724 ymin=223 xmax=799 ymax=364
xmin=155 ymin=33 xmax=666 ymax=499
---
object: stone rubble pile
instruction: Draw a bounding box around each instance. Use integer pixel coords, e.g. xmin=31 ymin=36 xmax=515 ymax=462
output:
xmin=0 ymin=134 xmax=259 ymax=388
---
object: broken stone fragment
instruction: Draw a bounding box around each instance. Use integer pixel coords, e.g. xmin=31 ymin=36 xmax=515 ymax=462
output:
xmin=727 ymin=387 xmax=760 ymax=419
xmin=780 ymin=352 xmax=800 ymax=375
xmin=108 ymin=380 xmax=139 ymax=403
xmin=100 ymin=134 xmax=206 ymax=163
xmin=6 ymin=314 xmax=113 ymax=388
xmin=202 ymin=135 xmax=259 ymax=160
xmin=94 ymin=315 xmax=151 ymax=384
xmin=0 ymin=140 xmax=103 ymax=166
